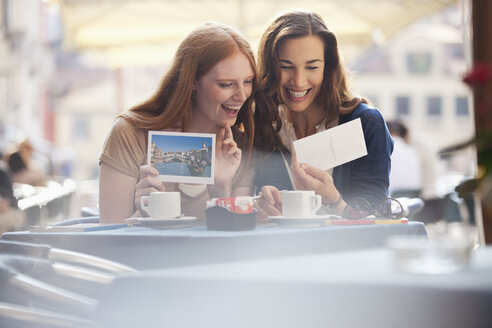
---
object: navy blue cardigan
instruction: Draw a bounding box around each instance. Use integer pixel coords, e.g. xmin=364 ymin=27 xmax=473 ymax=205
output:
xmin=254 ymin=103 xmax=394 ymax=206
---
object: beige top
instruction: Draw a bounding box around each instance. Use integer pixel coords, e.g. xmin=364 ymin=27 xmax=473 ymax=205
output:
xmin=99 ymin=117 xmax=254 ymax=219
xmin=278 ymin=105 xmax=333 ymax=176
xmin=278 ymin=104 xmax=329 ymax=153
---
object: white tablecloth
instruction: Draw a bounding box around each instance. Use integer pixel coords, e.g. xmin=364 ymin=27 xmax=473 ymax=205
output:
xmin=95 ymin=246 xmax=492 ymax=328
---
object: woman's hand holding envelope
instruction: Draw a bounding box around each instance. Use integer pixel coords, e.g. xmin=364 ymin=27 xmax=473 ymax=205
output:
xmin=291 ymin=154 xmax=345 ymax=214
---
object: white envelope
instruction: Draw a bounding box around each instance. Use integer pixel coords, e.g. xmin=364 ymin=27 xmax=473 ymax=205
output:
xmin=293 ymin=118 xmax=367 ymax=170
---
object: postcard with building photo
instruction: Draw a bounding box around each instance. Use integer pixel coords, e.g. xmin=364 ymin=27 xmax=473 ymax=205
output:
xmin=147 ymin=131 xmax=215 ymax=184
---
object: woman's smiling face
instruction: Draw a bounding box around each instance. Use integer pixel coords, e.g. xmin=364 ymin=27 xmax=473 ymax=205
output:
xmin=192 ymin=51 xmax=254 ymax=131
xmin=277 ymin=35 xmax=325 ymax=113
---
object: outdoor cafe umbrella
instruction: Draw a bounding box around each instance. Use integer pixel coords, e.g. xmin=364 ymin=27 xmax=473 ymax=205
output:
xmin=57 ymin=0 xmax=458 ymax=67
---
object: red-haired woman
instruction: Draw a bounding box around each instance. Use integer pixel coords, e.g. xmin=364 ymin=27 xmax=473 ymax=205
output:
xmin=99 ymin=22 xmax=257 ymax=222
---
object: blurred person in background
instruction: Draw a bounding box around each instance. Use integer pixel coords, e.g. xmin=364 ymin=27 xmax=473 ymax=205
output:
xmin=253 ymin=10 xmax=393 ymax=219
xmin=0 ymin=164 xmax=25 ymax=235
xmin=99 ymin=22 xmax=257 ymax=223
xmin=387 ymin=120 xmax=422 ymax=198
xmin=6 ymin=139 xmax=47 ymax=187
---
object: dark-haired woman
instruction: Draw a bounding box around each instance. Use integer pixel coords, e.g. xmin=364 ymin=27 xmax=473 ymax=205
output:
xmin=253 ymin=10 xmax=393 ymax=219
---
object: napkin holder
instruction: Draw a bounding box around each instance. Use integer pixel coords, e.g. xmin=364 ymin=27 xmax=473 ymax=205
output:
xmin=205 ymin=206 xmax=256 ymax=231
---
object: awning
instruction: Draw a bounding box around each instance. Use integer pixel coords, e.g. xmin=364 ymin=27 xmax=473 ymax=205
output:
xmin=57 ymin=0 xmax=458 ymax=67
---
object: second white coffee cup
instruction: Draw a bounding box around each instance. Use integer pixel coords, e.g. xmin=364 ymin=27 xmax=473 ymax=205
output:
xmin=281 ymin=190 xmax=322 ymax=218
xmin=140 ymin=191 xmax=181 ymax=219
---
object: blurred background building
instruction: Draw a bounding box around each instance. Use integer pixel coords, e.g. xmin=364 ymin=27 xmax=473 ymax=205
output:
xmin=0 ymin=0 xmax=474 ymax=222
xmin=352 ymin=5 xmax=475 ymax=200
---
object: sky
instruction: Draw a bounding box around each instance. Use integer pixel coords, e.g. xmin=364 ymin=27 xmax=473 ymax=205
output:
xmin=151 ymin=134 xmax=213 ymax=153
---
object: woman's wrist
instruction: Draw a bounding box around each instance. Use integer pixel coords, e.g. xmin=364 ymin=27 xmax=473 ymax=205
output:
xmin=322 ymin=192 xmax=341 ymax=206
xmin=330 ymin=193 xmax=343 ymax=206
xmin=323 ymin=192 xmax=346 ymax=215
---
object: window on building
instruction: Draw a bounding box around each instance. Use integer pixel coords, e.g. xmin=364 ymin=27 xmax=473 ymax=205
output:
xmin=73 ymin=115 xmax=89 ymax=141
xmin=446 ymin=44 xmax=465 ymax=61
xmin=395 ymin=96 xmax=410 ymax=116
xmin=427 ymin=96 xmax=442 ymax=117
xmin=406 ymin=53 xmax=432 ymax=74
xmin=444 ymin=44 xmax=467 ymax=75
xmin=455 ymin=96 xmax=469 ymax=117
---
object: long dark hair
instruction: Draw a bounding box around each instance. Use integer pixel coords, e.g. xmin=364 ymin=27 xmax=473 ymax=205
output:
xmin=0 ymin=164 xmax=16 ymax=208
xmin=7 ymin=152 xmax=27 ymax=174
xmin=254 ymin=10 xmax=366 ymax=152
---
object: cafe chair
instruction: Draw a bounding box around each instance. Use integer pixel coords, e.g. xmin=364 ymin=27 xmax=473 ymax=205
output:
xmin=0 ymin=256 xmax=98 ymax=317
xmin=49 ymin=247 xmax=136 ymax=275
xmin=396 ymin=197 xmax=425 ymax=220
xmin=52 ymin=216 xmax=100 ymax=226
xmin=80 ymin=206 xmax=100 ymax=218
xmin=0 ymin=301 xmax=94 ymax=328
xmin=0 ymin=239 xmax=138 ymax=322
xmin=0 ymin=253 xmax=114 ymax=299
xmin=0 ymin=240 xmax=137 ymax=275
xmin=413 ymin=191 xmax=476 ymax=224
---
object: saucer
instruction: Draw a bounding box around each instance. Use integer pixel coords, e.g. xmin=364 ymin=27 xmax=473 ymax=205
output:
xmin=268 ymin=214 xmax=336 ymax=228
xmin=124 ymin=216 xmax=197 ymax=229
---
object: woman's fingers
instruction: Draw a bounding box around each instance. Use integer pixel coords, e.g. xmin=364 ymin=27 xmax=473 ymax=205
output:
xmin=216 ymin=127 xmax=226 ymax=148
xmin=291 ymin=157 xmax=339 ymax=204
xmin=139 ymin=165 xmax=160 ymax=179
xmin=291 ymin=168 xmax=309 ymax=190
xmin=135 ymin=165 xmax=164 ymax=215
xmin=222 ymin=141 xmax=238 ymax=155
xmin=255 ymin=186 xmax=282 ymax=217
xmin=216 ymin=127 xmax=239 ymax=159
xmin=269 ymin=187 xmax=283 ymax=205
xmin=291 ymin=155 xmax=310 ymax=190
xmin=291 ymin=153 xmax=307 ymax=179
xmin=136 ymin=173 xmax=164 ymax=192
xmin=221 ymin=127 xmax=237 ymax=149
xmin=291 ymin=154 xmax=333 ymax=193
xmin=222 ymin=138 xmax=237 ymax=148
xmin=300 ymin=162 xmax=330 ymax=183
xmin=224 ymin=124 xmax=233 ymax=140
xmin=228 ymin=147 xmax=241 ymax=158
xmin=255 ymin=198 xmax=281 ymax=217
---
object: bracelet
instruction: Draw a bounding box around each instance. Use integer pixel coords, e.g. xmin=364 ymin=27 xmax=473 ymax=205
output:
xmin=327 ymin=193 xmax=343 ymax=208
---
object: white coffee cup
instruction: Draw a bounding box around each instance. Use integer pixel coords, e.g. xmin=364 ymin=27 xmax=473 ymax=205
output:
xmin=140 ymin=191 xmax=181 ymax=219
xmin=281 ymin=190 xmax=322 ymax=218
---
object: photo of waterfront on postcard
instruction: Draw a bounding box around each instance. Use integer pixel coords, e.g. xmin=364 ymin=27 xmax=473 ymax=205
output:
xmin=148 ymin=132 xmax=214 ymax=182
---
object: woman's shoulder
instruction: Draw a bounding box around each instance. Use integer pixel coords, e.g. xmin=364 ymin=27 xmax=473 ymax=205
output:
xmin=340 ymin=103 xmax=385 ymax=124
xmin=112 ymin=116 xmax=142 ymax=132
xmin=100 ymin=116 xmax=148 ymax=179
xmin=348 ymin=102 xmax=383 ymax=118
xmin=108 ymin=116 xmax=148 ymax=140
xmin=103 ymin=117 xmax=148 ymax=155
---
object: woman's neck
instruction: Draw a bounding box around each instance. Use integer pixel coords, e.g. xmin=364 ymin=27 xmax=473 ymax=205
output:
xmin=187 ymin=109 xmax=221 ymax=134
xmin=286 ymin=103 xmax=325 ymax=139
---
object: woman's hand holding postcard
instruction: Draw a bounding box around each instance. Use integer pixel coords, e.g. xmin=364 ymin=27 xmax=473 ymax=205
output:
xmin=147 ymin=131 xmax=215 ymax=184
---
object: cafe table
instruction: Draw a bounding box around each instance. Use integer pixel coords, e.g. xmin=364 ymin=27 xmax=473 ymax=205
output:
xmin=94 ymin=245 xmax=492 ymax=328
xmin=1 ymin=221 xmax=427 ymax=270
